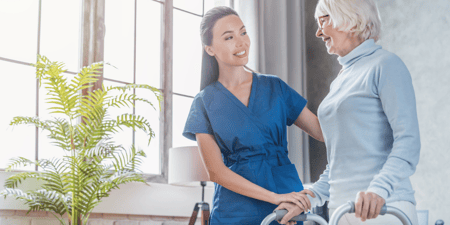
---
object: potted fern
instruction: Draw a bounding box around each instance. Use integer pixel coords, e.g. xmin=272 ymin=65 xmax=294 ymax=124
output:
xmin=0 ymin=55 xmax=162 ymax=225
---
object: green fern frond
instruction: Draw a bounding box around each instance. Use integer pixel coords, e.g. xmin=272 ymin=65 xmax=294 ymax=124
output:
xmin=10 ymin=116 xmax=50 ymax=129
xmin=4 ymin=172 xmax=40 ymax=189
xmin=107 ymin=93 xmax=156 ymax=111
xmin=5 ymin=157 xmax=36 ymax=172
xmin=39 ymin=158 xmax=70 ymax=195
xmin=70 ymin=62 xmax=102 ymax=93
xmin=114 ymin=113 xmax=154 ymax=141
xmin=106 ymin=83 xmax=163 ymax=110
xmin=0 ymin=188 xmax=33 ymax=201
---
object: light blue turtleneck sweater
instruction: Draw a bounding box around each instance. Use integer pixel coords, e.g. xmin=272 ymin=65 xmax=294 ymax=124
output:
xmin=307 ymin=39 xmax=421 ymax=210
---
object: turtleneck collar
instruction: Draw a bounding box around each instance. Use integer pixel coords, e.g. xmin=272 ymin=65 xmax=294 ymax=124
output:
xmin=337 ymin=39 xmax=381 ymax=69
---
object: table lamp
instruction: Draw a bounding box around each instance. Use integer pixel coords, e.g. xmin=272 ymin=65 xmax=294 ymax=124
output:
xmin=168 ymin=146 xmax=211 ymax=225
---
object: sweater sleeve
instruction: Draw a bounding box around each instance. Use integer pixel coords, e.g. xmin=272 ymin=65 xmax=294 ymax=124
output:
xmin=307 ymin=164 xmax=331 ymax=208
xmin=366 ymin=55 xmax=421 ymax=200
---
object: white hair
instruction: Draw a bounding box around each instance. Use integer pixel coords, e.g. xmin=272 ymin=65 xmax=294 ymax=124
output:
xmin=315 ymin=0 xmax=382 ymax=41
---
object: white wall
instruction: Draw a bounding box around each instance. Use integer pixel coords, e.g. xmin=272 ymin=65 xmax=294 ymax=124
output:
xmin=376 ymin=0 xmax=450 ymax=224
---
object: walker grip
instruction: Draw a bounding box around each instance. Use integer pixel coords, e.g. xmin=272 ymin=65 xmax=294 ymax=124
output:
xmin=347 ymin=201 xmax=388 ymax=215
xmin=275 ymin=210 xmax=307 ymax=221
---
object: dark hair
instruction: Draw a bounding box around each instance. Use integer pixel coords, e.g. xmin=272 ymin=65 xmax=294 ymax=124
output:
xmin=200 ymin=6 xmax=238 ymax=90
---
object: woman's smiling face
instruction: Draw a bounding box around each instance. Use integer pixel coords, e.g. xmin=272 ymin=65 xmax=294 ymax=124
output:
xmin=205 ymin=15 xmax=250 ymax=67
xmin=316 ymin=15 xmax=361 ymax=57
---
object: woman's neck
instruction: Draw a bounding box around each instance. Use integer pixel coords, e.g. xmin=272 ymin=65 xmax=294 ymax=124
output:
xmin=217 ymin=65 xmax=252 ymax=88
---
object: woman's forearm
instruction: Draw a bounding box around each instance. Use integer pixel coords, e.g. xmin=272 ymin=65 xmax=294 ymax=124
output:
xmin=196 ymin=133 xmax=278 ymax=205
xmin=209 ymin=164 xmax=278 ymax=204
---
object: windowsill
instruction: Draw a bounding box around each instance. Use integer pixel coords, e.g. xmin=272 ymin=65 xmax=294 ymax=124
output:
xmin=0 ymin=172 xmax=214 ymax=217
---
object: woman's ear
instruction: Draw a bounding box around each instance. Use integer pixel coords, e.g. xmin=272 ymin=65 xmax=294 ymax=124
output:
xmin=205 ymin=45 xmax=215 ymax=57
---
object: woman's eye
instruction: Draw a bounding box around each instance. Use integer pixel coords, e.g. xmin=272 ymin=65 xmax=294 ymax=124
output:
xmin=225 ymin=36 xmax=233 ymax=40
xmin=241 ymin=31 xmax=247 ymax=36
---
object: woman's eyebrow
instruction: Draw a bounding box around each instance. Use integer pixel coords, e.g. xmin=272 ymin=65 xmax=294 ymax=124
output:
xmin=221 ymin=25 xmax=246 ymax=36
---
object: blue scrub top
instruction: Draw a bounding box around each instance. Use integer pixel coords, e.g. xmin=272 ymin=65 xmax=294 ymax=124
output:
xmin=183 ymin=73 xmax=307 ymax=225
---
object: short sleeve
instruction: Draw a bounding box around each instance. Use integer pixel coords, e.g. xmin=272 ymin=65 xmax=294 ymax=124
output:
xmin=182 ymin=95 xmax=214 ymax=141
xmin=278 ymin=78 xmax=307 ymax=126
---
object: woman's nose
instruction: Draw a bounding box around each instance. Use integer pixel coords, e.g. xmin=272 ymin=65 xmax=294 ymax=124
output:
xmin=316 ymin=27 xmax=323 ymax=38
xmin=236 ymin=37 xmax=245 ymax=47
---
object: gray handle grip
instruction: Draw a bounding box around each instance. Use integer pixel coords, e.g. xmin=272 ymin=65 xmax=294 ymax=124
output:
xmin=329 ymin=201 xmax=412 ymax=225
xmin=275 ymin=210 xmax=307 ymax=221
xmin=260 ymin=210 xmax=328 ymax=225
xmin=345 ymin=201 xmax=388 ymax=215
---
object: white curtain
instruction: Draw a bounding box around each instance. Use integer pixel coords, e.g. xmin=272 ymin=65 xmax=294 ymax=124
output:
xmin=236 ymin=0 xmax=311 ymax=183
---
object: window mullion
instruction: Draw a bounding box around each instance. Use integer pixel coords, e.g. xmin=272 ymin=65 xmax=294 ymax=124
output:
xmin=35 ymin=0 xmax=42 ymax=171
xmin=80 ymin=0 xmax=105 ymax=93
xmin=150 ymin=0 xmax=173 ymax=183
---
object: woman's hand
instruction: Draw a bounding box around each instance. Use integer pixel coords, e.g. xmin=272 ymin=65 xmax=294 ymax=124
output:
xmin=355 ymin=191 xmax=385 ymax=222
xmin=274 ymin=189 xmax=316 ymax=212
xmin=274 ymin=202 xmax=304 ymax=225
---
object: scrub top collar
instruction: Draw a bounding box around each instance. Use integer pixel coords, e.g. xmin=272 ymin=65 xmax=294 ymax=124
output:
xmin=214 ymin=72 xmax=258 ymax=112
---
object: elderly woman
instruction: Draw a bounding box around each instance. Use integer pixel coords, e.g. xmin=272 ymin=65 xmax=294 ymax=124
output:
xmin=275 ymin=0 xmax=421 ymax=224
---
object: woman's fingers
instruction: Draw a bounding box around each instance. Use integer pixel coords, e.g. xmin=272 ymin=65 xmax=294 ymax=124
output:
xmin=361 ymin=193 xmax=371 ymax=221
xmin=275 ymin=203 xmax=289 ymax=211
xmin=373 ymin=197 xmax=384 ymax=218
xmin=298 ymin=195 xmax=310 ymax=211
xmin=290 ymin=197 xmax=305 ymax=211
xmin=355 ymin=191 xmax=386 ymax=221
xmin=279 ymin=205 xmax=302 ymax=224
xmin=300 ymin=189 xmax=316 ymax=198
xmin=355 ymin=191 xmax=363 ymax=219
xmin=367 ymin=197 xmax=377 ymax=219
xmin=280 ymin=193 xmax=306 ymax=211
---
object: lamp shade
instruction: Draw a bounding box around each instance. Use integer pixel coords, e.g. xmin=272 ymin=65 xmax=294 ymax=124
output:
xmin=168 ymin=146 xmax=211 ymax=186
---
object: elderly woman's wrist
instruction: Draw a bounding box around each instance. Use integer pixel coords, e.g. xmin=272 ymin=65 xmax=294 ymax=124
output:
xmin=366 ymin=187 xmax=388 ymax=201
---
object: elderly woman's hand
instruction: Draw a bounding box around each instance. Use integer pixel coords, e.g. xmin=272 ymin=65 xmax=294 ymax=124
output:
xmin=355 ymin=191 xmax=385 ymax=222
xmin=274 ymin=202 xmax=304 ymax=225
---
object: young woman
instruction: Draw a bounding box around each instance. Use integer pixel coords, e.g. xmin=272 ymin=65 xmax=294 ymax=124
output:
xmin=183 ymin=6 xmax=323 ymax=225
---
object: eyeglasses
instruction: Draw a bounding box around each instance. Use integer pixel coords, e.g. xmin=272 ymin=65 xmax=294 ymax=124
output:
xmin=317 ymin=15 xmax=330 ymax=30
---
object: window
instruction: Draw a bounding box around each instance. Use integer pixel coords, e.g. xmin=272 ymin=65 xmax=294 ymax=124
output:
xmin=0 ymin=0 xmax=232 ymax=183
xmin=0 ymin=0 xmax=82 ymax=171
xmin=103 ymin=0 xmax=162 ymax=175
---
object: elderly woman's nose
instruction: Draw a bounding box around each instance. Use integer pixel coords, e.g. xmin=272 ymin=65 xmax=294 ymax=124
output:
xmin=316 ymin=27 xmax=323 ymax=37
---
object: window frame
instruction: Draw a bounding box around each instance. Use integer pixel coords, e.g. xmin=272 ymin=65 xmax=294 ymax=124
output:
xmin=0 ymin=0 xmax=232 ymax=184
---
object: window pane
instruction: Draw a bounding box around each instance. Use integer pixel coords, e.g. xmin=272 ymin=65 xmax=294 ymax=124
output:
xmin=204 ymin=0 xmax=231 ymax=13
xmin=38 ymin=72 xmax=75 ymax=163
xmin=103 ymin=80 xmax=133 ymax=153
xmin=135 ymin=88 xmax=160 ymax=174
xmin=104 ymin=0 xmax=135 ymax=83
xmin=173 ymin=11 xmax=202 ymax=97
xmin=136 ymin=0 xmax=161 ymax=89
xmin=173 ymin=0 xmax=202 ymax=15
xmin=0 ymin=0 xmax=38 ymax=63
xmin=0 ymin=61 xmax=36 ymax=170
xmin=173 ymin=95 xmax=197 ymax=148
xmin=40 ymin=0 xmax=81 ymax=72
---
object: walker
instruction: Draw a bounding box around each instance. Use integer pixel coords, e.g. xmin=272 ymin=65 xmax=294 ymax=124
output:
xmin=260 ymin=210 xmax=328 ymax=225
xmin=329 ymin=201 xmax=412 ymax=225
xmin=260 ymin=201 xmax=412 ymax=225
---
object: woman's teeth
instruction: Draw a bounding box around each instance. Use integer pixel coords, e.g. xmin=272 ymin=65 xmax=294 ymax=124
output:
xmin=235 ymin=51 xmax=245 ymax=56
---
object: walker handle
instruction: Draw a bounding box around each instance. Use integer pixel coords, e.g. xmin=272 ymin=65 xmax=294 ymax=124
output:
xmin=260 ymin=210 xmax=328 ymax=225
xmin=275 ymin=210 xmax=307 ymax=221
xmin=328 ymin=201 xmax=412 ymax=225
xmin=345 ymin=201 xmax=388 ymax=215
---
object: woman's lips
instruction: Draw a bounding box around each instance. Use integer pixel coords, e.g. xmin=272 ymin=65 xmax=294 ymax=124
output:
xmin=234 ymin=50 xmax=248 ymax=58
xmin=324 ymin=38 xmax=331 ymax=47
